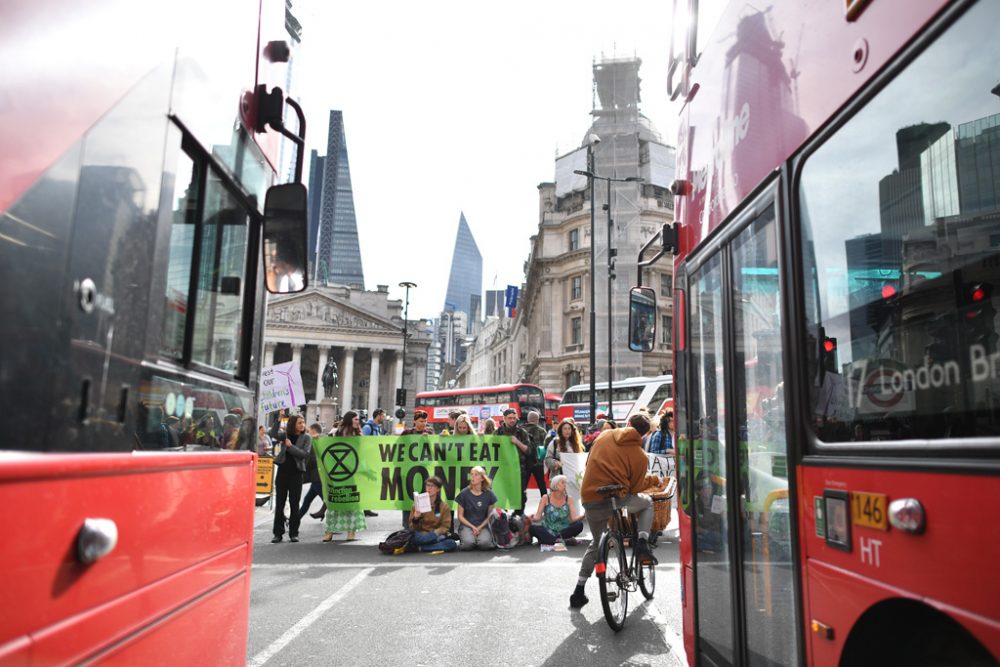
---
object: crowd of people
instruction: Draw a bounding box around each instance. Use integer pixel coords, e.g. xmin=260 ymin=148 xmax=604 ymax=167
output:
xmin=264 ymin=404 xmax=676 ymax=564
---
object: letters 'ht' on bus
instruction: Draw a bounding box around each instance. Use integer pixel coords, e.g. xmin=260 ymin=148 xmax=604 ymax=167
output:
xmin=558 ymin=375 xmax=672 ymax=425
xmin=666 ymin=0 xmax=1000 ymax=665
xmin=0 ymin=1 xmax=308 ymax=663
xmin=415 ymin=384 xmax=548 ymax=432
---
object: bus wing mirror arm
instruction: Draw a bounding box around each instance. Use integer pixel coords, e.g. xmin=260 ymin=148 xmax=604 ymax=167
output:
xmin=254 ymin=85 xmax=307 ymax=184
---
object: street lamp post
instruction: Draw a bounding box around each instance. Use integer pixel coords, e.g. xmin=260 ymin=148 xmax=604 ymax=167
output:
xmin=574 ymin=166 xmax=642 ymax=424
xmin=398 ymin=281 xmax=416 ymax=416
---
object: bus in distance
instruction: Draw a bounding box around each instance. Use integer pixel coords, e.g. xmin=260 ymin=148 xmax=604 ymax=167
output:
xmin=558 ymin=375 xmax=672 ymax=425
xmin=415 ymin=383 xmax=548 ymax=432
xmin=657 ymin=0 xmax=1000 ymax=664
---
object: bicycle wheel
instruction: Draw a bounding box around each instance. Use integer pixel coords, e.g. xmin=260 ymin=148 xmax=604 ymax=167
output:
xmin=598 ymin=533 xmax=629 ymax=631
xmin=638 ymin=554 xmax=656 ymax=600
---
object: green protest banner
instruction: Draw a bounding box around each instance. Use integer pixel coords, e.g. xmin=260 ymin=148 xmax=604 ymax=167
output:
xmin=313 ymin=435 xmax=522 ymax=510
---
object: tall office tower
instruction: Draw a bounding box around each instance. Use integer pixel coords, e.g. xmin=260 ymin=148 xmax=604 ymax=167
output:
xmin=314 ymin=110 xmax=365 ymax=289
xmin=442 ymin=212 xmax=482 ymax=332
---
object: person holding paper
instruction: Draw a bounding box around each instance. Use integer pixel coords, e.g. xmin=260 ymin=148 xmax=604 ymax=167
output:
xmin=408 ymin=476 xmax=457 ymax=552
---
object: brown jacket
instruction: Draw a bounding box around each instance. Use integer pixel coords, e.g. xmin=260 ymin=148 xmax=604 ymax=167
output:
xmin=580 ymin=427 xmax=659 ymax=505
xmin=409 ymin=497 xmax=453 ymax=535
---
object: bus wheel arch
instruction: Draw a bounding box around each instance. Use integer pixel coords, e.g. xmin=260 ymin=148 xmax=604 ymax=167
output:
xmin=839 ymin=598 xmax=994 ymax=667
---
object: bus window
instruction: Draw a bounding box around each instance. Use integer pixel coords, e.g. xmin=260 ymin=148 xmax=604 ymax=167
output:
xmin=191 ymin=169 xmax=249 ymax=373
xmin=799 ymin=1 xmax=1000 ymax=444
xmin=160 ymin=148 xmax=200 ymax=361
xmin=612 ymin=385 xmax=643 ymax=402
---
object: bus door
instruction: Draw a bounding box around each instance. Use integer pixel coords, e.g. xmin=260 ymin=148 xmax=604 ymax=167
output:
xmin=685 ymin=184 xmax=799 ymax=666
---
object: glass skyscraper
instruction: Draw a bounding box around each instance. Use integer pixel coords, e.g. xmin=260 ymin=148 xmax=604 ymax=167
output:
xmin=313 ymin=110 xmax=364 ymax=289
xmin=443 ymin=212 xmax=482 ymax=333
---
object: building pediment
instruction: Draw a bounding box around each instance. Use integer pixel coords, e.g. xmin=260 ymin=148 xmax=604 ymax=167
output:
xmin=267 ymin=290 xmax=400 ymax=334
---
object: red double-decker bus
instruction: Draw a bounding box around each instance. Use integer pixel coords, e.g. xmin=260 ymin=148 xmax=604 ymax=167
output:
xmin=648 ymin=0 xmax=1000 ymax=664
xmin=0 ymin=1 xmax=308 ymax=663
xmin=545 ymin=392 xmax=563 ymax=427
xmin=415 ymin=383 xmax=547 ymax=432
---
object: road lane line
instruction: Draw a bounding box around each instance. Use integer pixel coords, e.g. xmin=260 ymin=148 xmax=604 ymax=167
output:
xmin=247 ymin=567 xmax=373 ymax=667
xmin=642 ymin=598 xmax=689 ymax=667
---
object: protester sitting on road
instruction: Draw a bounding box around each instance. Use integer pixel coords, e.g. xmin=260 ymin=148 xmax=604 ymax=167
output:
xmin=453 ymin=414 xmax=475 ymax=436
xmin=323 ymin=411 xmax=366 ymax=543
xmin=408 ymin=476 xmax=458 ymax=552
xmin=570 ymin=413 xmax=668 ymax=608
xmin=400 ymin=410 xmax=435 ymax=527
xmin=299 ymin=423 xmax=325 ymax=521
xmin=529 ymin=474 xmax=584 ymax=546
xmin=455 ymin=466 xmax=497 ymax=550
xmin=545 ymin=419 xmax=583 ymax=475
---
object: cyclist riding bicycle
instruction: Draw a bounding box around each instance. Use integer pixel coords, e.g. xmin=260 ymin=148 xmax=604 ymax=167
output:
xmin=570 ymin=413 xmax=668 ymax=609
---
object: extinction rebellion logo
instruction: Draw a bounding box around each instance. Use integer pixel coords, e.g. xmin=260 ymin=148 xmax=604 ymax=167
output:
xmin=321 ymin=442 xmax=359 ymax=482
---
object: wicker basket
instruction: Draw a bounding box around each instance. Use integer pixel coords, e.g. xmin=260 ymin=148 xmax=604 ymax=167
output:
xmin=649 ymin=478 xmax=676 ymax=533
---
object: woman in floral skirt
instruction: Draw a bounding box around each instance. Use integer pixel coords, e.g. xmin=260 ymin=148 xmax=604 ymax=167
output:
xmin=323 ymin=410 xmax=367 ymax=542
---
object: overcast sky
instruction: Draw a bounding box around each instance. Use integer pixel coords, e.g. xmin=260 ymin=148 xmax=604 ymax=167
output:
xmin=292 ymin=0 xmax=678 ymax=320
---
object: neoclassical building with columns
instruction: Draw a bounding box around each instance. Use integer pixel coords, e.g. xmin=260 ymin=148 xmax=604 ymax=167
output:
xmin=263 ymin=284 xmax=431 ymax=426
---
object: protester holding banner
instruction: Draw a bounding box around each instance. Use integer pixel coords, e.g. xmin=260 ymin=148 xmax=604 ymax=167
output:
xmin=529 ymin=474 xmax=584 ymax=546
xmin=299 ymin=423 xmax=325 ymax=521
xmin=324 ymin=411 xmax=367 ymax=542
xmin=495 ymin=408 xmax=531 ymax=516
xmin=545 ymin=419 xmax=584 ymax=475
xmin=523 ymin=411 xmax=549 ymax=499
xmin=408 ymin=476 xmax=458 ymax=552
xmin=455 ymin=466 xmax=497 ymax=550
xmin=271 ymin=414 xmax=312 ymax=543
xmin=453 ymin=414 xmax=475 ymax=436
xmin=481 ymin=419 xmax=496 ymax=435
xmin=646 ymin=413 xmax=674 ymax=455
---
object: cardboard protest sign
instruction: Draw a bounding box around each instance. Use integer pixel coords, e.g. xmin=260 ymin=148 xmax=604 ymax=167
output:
xmin=259 ymin=361 xmax=304 ymax=413
xmin=313 ymin=434 xmax=522 ymax=510
xmin=647 ymin=452 xmax=674 ymax=478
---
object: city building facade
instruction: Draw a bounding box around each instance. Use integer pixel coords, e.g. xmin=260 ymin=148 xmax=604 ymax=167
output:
xmin=456 ymin=57 xmax=676 ymax=395
xmin=264 ymin=284 xmax=431 ymax=429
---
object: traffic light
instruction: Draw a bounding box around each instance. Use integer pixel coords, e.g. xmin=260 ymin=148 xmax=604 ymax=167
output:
xmin=960 ymin=282 xmax=997 ymax=352
xmin=395 ymin=388 xmax=407 ymax=406
xmin=816 ymin=326 xmax=839 ymax=377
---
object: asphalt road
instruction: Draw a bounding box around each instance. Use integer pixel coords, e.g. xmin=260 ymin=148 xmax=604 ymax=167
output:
xmin=247 ymin=490 xmax=688 ymax=667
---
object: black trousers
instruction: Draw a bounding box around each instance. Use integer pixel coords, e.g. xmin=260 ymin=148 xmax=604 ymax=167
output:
xmin=273 ymin=464 xmax=303 ymax=538
xmin=517 ymin=463 xmax=548 ymax=514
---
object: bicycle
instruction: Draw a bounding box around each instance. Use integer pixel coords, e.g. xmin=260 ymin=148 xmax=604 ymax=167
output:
xmin=594 ymin=483 xmax=657 ymax=632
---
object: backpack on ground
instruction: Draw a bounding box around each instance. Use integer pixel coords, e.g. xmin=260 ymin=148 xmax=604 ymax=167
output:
xmin=378 ymin=528 xmax=414 ymax=555
xmin=491 ymin=509 xmax=514 ymax=549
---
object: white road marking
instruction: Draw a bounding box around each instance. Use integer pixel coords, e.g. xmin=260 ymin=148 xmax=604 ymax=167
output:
xmin=643 ymin=597 xmax=689 ymax=667
xmin=247 ymin=567 xmax=373 ymax=667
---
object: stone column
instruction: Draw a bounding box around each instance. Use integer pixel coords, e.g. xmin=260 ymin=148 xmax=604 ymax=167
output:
xmin=291 ymin=343 xmax=303 ymax=367
xmin=263 ymin=341 xmax=276 ymax=367
xmin=341 ymin=347 xmax=356 ymax=411
xmin=316 ymin=346 xmax=329 ymax=402
xmin=367 ymin=349 xmax=382 ymax=415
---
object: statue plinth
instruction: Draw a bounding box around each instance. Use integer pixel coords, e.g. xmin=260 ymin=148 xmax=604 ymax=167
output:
xmin=309 ymin=397 xmax=339 ymax=432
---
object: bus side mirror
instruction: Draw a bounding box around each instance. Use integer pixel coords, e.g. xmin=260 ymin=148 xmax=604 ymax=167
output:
xmin=263 ymin=183 xmax=308 ymax=294
xmin=628 ymin=286 xmax=657 ymax=352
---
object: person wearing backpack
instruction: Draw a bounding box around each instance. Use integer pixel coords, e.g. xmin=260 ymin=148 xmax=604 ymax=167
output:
xmin=455 ymin=466 xmax=497 ymax=550
xmin=408 ymin=476 xmax=458 ymax=552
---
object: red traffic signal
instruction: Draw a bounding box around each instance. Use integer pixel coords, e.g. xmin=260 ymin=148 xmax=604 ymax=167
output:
xmin=823 ymin=338 xmax=837 ymax=353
